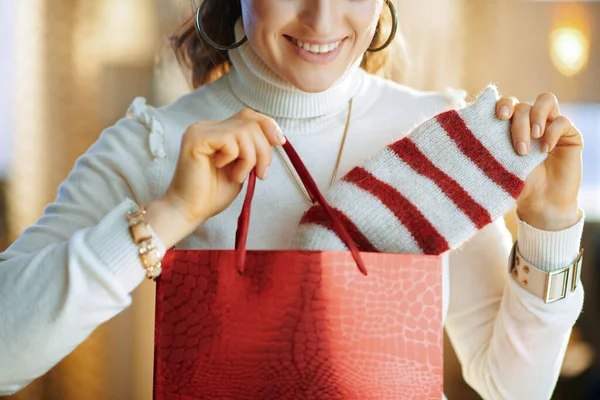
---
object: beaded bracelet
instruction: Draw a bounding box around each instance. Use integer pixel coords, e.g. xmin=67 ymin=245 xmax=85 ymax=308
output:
xmin=126 ymin=204 xmax=163 ymax=280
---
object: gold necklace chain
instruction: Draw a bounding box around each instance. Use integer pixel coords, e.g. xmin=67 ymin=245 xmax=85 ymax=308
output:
xmin=274 ymin=98 xmax=353 ymax=204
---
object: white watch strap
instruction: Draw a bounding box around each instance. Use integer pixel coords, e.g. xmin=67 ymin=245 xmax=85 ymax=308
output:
xmin=509 ymin=242 xmax=584 ymax=304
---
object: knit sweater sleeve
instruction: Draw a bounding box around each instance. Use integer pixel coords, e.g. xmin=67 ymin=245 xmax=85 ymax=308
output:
xmin=0 ymin=112 xmax=167 ymax=395
xmin=444 ymin=211 xmax=585 ymax=400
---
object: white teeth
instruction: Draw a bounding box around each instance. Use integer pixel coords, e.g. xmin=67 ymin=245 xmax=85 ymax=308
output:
xmin=290 ymin=37 xmax=341 ymax=54
xmin=324 ymin=43 xmax=336 ymax=52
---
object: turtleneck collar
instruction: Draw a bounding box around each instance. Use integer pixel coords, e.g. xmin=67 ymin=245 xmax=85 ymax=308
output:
xmin=226 ymin=20 xmax=365 ymax=120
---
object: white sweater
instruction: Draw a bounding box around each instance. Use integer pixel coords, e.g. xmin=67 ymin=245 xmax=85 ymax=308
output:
xmin=0 ymin=39 xmax=585 ymax=399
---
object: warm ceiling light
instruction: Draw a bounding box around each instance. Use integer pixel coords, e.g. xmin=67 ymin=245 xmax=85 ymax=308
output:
xmin=549 ymin=27 xmax=589 ymax=77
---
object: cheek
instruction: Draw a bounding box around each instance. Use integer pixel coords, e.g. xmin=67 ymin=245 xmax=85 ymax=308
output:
xmin=240 ymin=0 xmax=272 ymax=38
xmin=241 ymin=0 xmax=286 ymax=50
xmin=350 ymin=2 xmax=384 ymax=48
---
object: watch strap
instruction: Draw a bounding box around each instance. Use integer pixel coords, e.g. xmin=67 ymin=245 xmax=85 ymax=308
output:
xmin=509 ymin=241 xmax=584 ymax=304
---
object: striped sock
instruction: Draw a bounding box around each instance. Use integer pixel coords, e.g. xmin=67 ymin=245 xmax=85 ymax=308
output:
xmin=294 ymin=85 xmax=548 ymax=255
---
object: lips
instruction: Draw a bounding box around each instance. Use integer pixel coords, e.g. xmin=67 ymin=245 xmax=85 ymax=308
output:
xmin=284 ymin=35 xmax=344 ymax=54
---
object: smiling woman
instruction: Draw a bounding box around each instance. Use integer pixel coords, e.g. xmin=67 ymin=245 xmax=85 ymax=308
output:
xmin=172 ymin=0 xmax=397 ymax=88
xmin=0 ymin=0 xmax=589 ymax=399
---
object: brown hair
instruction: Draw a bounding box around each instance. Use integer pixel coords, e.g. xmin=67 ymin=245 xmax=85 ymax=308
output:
xmin=170 ymin=1 xmax=405 ymax=89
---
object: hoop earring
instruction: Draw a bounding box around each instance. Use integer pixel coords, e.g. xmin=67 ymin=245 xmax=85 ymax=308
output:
xmin=367 ymin=0 xmax=398 ymax=53
xmin=193 ymin=0 xmax=248 ymax=51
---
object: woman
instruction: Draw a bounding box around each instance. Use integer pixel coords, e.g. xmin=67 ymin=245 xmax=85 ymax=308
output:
xmin=0 ymin=0 xmax=585 ymax=398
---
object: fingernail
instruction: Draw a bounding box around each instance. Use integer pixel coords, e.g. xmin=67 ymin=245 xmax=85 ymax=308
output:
xmin=263 ymin=166 xmax=269 ymax=179
xmin=532 ymin=124 xmax=541 ymax=138
xmin=542 ymin=142 xmax=550 ymax=153
xmin=499 ymin=106 xmax=510 ymax=119
xmin=516 ymin=141 xmax=528 ymax=155
xmin=275 ymin=126 xmax=286 ymax=144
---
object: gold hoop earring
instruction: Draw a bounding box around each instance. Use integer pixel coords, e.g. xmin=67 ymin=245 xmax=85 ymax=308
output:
xmin=191 ymin=0 xmax=248 ymax=51
xmin=367 ymin=0 xmax=398 ymax=53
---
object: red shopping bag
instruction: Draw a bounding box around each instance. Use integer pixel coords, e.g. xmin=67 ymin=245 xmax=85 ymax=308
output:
xmin=153 ymin=140 xmax=444 ymax=400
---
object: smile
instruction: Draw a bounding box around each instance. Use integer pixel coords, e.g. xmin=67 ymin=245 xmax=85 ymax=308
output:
xmin=286 ymin=36 xmax=343 ymax=54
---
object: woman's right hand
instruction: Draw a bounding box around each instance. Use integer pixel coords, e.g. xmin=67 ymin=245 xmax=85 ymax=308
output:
xmin=166 ymin=108 xmax=285 ymax=223
xmin=146 ymin=108 xmax=285 ymax=248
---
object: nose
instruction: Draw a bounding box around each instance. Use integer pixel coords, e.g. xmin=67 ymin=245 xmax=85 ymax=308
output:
xmin=298 ymin=0 xmax=340 ymax=36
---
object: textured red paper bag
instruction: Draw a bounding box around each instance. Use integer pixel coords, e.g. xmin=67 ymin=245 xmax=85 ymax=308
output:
xmin=153 ymin=140 xmax=443 ymax=399
xmin=154 ymin=250 xmax=442 ymax=399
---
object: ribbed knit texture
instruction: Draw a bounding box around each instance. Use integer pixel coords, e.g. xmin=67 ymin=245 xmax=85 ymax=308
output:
xmin=517 ymin=209 xmax=585 ymax=271
xmin=295 ymin=85 xmax=549 ymax=255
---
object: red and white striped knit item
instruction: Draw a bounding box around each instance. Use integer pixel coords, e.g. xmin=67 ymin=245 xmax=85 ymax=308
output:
xmin=294 ymin=85 xmax=548 ymax=255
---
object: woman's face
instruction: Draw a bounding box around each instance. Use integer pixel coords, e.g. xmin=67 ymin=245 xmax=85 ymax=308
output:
xmin=240 ymin=0 xmax=384 ymax=93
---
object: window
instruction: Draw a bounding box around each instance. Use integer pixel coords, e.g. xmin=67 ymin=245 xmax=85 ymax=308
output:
xmin=561 ymin=103 xmax=600 ymax=221
xmin=0 ymin=1 xmax=14 ymax=180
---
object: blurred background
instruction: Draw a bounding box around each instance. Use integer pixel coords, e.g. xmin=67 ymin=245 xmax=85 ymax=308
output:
xmin=0 ymin=0 xmax=599 ymax=399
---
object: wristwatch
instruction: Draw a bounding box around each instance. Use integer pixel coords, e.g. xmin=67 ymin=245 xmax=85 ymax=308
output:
xmin=509 ymin=241 xmax=584 ymax=304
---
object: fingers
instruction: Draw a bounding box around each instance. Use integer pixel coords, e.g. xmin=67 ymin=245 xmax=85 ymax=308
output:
xmin=530 ymin=92 xmax=560 ymax=139
xmin=227 ymin=108 xmax=283 ymax=182
xmin=212 ymin=126 xmax=272 ymax=182
xmin=187 ymin=124 xmax=239 ymax=163
xmin=250 ymin=128 xmax=273 ymax=181
xmin=496 ymin=96 xmax=519 ymax=120
xmin=511 ymin=102 xmax=533 ymax=155
xmin=212 ymin=134 xmax=240 ymax=168
xmin=543 ymin=115 xmax=574 ymax=153
xmin=255 ymin=114 xmax=287 ymax=146
xmin=188 ymin=109 xmax=284 ymax=183
xmin=234 ymin=108 xmax=286 ymax=146
xmin=501 ymin=91 xmax=571 ymax=156
xmin=232 ymin=131 xmax=257 ymax=183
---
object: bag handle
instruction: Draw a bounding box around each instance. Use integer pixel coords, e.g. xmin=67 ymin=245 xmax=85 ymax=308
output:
xmin=235 ymin=139 xmax=368 ymax=276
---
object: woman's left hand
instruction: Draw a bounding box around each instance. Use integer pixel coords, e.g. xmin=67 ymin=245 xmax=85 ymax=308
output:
xmin=495 ymin=92 xmax=583 ymax=231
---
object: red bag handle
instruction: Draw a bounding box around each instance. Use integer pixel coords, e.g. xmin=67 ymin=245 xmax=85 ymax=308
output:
xmin=235 ymin=139 xmax=368 ymax=276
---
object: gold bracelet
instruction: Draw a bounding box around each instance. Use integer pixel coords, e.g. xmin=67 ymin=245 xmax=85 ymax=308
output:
xmin=126 ymin=204 xmax=163 ymax=280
